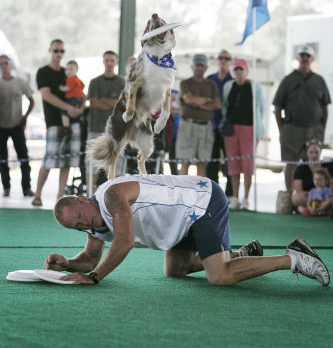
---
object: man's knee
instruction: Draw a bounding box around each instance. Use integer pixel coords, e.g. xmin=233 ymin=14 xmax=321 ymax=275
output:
xmin=164 ymin=265 xmax=188 ymax=278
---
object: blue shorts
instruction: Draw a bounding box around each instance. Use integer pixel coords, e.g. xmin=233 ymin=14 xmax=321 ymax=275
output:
xmin=172 ymin=180 xmax=231 ymax=260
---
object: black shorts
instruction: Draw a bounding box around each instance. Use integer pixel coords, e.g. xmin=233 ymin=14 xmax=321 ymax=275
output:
xmin=172 ymin=181 xmax=231 ymax=260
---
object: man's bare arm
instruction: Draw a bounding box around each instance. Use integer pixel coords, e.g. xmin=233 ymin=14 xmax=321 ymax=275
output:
xmin=100 ymin=97 xmax=119 ymax=108
xmin=274 ymin=105 xmax=283 ymax=130
xmin=40 ymin=87 xmax=81 ymax=118
xmin=90 ymin=97 xmax=118 ymax=110
xmin=44 ymin=233 xmax=105 ymax=273
xmin=92 ymin=182 xmax=140 ymax=281
xmin=200 ymin=97 xmax=221 ymax=111
xmin=22 ymin=96 xmax=35 ymax=127
xmin=183 ymin=93 xmax=212 ymax=107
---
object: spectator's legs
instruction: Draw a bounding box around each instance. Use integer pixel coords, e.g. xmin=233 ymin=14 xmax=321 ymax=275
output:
xmin=206 ymin=129 xmax=220 ymax=182
xmin=220 ymin=137 xmax=233 ymax=197
xmin=244 ymin=175 xmax=252 ymax=200
xmin=33 ymin=167 xmax=50 ymax=201
xmin=197 ymin=162 xmax=206 ymax=177
xmin=292 ymin=191 xmax=308 ymax=207
xmin=285 ymin=163 xmax=297 ymax=193
xmin=57 ymin=167 xmax=70 ymax=200
xmin=10 ymin=126 xmax=32 ymax=192
xmin=231 ymin=174 xmax=240 ymax=199
xmin=180 ymin=162 xmax=190 ymax=175
xmin=0 ymin=128 xmax=10 ymax=192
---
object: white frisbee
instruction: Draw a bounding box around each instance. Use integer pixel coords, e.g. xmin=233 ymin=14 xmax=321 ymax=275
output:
xmin=6 ymin=270 xmax=43 ymax=282
xmin=33 ymin=269 xmax=75 ymax=285
xmin=141 ymin=22 xmax=183 ymax=41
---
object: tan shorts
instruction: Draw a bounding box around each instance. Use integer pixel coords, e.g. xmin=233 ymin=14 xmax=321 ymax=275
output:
xmin=176 ymin=119 xmax=214 ymax=161
xmin=280 ymin=123 xmax=324 ymax=161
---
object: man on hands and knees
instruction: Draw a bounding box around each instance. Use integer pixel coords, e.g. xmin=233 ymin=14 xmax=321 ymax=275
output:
xmin=46 ymin=174 xmax=330 ymax=287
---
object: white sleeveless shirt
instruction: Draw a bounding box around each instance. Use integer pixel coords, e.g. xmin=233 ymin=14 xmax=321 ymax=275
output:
xmin=90 ymin=174 xmax=212 ymax=250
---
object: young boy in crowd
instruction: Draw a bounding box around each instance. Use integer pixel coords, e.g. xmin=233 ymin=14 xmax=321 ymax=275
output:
xmin=59 ymin=60 xmax=85 ymax=134
xmin=298 ymin=168 xmax=333 ymax=216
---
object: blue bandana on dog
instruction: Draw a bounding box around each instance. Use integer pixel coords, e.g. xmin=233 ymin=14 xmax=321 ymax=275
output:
xmin=145 ymin=52 xmax=176 ymax=70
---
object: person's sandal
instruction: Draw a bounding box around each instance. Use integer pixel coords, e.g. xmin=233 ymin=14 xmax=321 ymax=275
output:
xmin=32 ymin=197 xmax=43 ymax=206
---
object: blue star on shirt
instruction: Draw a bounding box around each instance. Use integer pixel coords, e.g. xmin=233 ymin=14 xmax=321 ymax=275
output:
xmin=189 ymin=211 xmax=200 ymax=223
xmin=197 ymin=180 xmax=208 ymax=188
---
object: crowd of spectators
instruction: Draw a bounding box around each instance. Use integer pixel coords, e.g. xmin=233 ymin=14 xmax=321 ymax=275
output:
xmin=0 ymin=39 xmax=332 ymax=216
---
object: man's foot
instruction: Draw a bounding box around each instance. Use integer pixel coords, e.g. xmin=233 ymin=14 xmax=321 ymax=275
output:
xmin=3 ymin=188 xmax=10 ymax=197
xmin=239 ymin=240 xmax=263 ymax=257
xmin=32 ymin=197 xmax=43 ymax=206
xmin=228 ymin=196 xmax=240 ymax=210
xmin=23 ymin=189 xmax=35 ymax=197
xmin=286 ymin=238 xmax=330 ymax=287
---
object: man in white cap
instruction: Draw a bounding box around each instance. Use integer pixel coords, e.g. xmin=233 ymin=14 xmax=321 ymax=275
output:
xmin=273 ymin=44 xmax=331 ymax=194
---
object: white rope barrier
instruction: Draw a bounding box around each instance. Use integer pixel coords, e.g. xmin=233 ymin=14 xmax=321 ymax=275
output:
xmin=2 ymin=153 xmax=333 ymax=166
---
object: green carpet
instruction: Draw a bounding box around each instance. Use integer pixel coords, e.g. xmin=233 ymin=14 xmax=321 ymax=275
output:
xmin=1 ymin=208 xmax=333 ymax=248
xmin=1 ymin=209 xmax=333 ymax=347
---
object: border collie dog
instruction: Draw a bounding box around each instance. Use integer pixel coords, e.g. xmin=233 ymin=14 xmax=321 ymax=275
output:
xmin=88 ymin=13 xmax=176 ymax=178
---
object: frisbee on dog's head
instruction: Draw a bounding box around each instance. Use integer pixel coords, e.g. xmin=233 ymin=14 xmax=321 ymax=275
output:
xmin=6 ymin=270 xmax=43 ymax=282
xmin=141 ymin=22 xmax=183 ymax=42
xmin=33 ymin=269 xmax=75 ymax=285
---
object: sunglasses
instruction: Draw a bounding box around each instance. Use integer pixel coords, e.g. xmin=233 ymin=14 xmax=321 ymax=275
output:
xmin=53 ymin=49 xmax=65 ymax=54
xmin=299 ymin=53 xmax=311 ymax=58
xmin=234 ymin=67 xmax=244 ymax=71
xmin=0 ymin=61 xmax=9 ymax=65
xmin=218 ymin=56 xmax=231 ymax=61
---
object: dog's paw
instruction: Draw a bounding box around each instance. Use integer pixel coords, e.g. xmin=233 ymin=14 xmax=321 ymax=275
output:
xmin=122 ymin=112 xmax=134 ymax=123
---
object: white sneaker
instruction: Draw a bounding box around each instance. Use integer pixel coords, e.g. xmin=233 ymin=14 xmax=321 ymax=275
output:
xmin=228 ymin=197 xmax=240 ymax=210
xmin=285 ymin=238 xmax=330 ymax=287
xmin=241 ymin=198 xmax=249 ymax=210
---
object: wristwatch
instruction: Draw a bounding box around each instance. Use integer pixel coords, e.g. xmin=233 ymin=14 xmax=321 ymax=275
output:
xmin=88 ymin=271 xmax=99 ymax=284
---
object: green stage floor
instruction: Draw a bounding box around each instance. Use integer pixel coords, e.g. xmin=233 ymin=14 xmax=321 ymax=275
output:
xmin=1 ymin=209 xmax=333 ymax=347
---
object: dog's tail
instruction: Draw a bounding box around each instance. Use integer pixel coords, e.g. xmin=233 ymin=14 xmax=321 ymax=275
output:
xmin=86 ymin=134 xmax=117 ymax=170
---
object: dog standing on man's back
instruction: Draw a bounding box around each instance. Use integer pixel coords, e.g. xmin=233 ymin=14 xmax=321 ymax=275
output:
xmin=88 ymin=14 xmax=177 ymax=178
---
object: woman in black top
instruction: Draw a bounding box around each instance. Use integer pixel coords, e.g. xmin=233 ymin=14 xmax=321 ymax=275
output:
xmin=292 ymin=139 xmax=333 ymax=209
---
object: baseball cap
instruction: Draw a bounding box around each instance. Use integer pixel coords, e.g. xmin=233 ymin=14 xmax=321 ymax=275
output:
xmin=297 ymin=45 xmax=314 ymax=57
xmin=232 ymin=58 xmax=248 ymax=69
xmin=192 ymin=54 xmax=208 ymax=66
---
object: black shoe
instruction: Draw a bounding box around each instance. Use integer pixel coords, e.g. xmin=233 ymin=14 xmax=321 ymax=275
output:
xmin=286 ymin=238 xmax=330 ymax=286
xmin=239 ymin=240 xmax=263 ymax=257
xmin=3 ymin=188 xmax=10 ymax=197
xmin=23 ymin=189 xmax=35 ymax=197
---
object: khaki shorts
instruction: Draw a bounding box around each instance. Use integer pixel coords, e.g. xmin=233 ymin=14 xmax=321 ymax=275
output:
xmin=280 ymin=123 xmax=324 ymax=161
xmin=176 ymin=119 xmax=214 ymax=161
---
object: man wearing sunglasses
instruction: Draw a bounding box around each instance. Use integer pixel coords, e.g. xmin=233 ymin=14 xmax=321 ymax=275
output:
xmin=207 ymin=50 xmax=234 ymax=197
xmin=273 ymin=44 xmax=331 ymax=194
xmin=0 ymin=54 xmax=34 ymax=197
xmin=32 ymin=39 xmax=83 ymax=206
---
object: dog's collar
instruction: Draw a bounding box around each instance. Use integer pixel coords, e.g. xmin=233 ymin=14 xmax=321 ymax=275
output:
xmin=145 ymin=51 xmax=176 ymax=70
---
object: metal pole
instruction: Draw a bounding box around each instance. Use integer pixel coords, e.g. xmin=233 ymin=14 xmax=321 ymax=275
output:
xmin=252 ymin=7 xmax=257 ymax=211
xmin=118 ymin=0 xmax=136 ymax=77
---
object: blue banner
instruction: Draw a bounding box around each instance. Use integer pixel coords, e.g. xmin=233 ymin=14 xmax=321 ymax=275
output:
xmin=236 ymin=0 xmax=270 ymax=45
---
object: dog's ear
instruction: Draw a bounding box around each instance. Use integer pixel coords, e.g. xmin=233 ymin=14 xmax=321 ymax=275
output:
xmin=143 ymin=19 xmax=152 ymax=35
